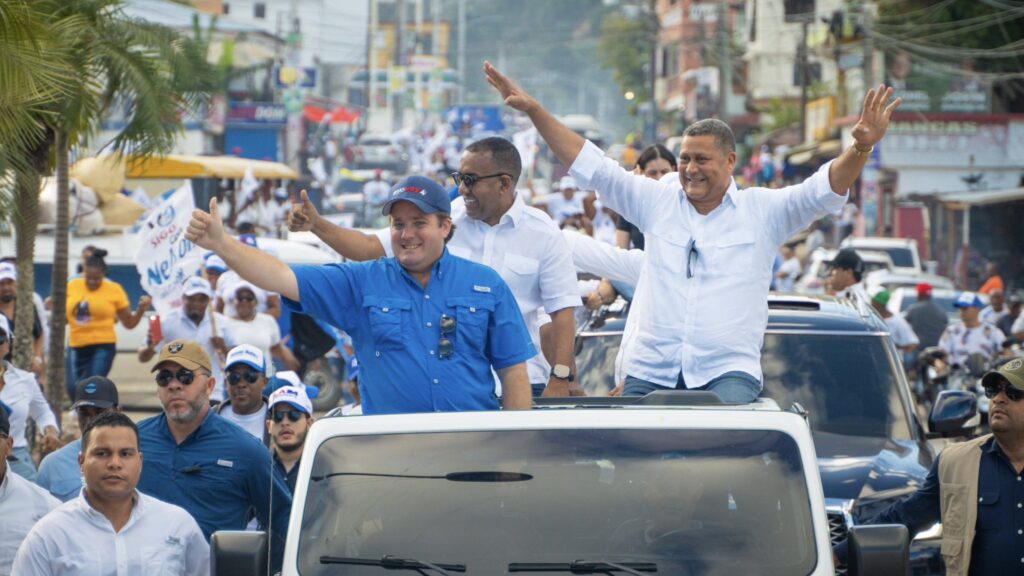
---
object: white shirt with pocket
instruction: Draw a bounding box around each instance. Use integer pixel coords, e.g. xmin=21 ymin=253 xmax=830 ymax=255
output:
xmin=0 ymin=470 xmax=60 ymax=576
xmin=570 ymin=140 xmax=848 ymax=388
xmin=12 ymin=490 xmax=209 ymax=576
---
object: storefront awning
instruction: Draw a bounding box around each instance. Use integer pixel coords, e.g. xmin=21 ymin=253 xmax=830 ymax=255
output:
xmin=786 ymin=139 xmax=841 ymax=166
xmin=933 ymin=187 xmax=1024 ymax=207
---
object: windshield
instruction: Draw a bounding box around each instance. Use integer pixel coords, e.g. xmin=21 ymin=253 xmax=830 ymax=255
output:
xmin=298 ymin=429 xmax=818 ymax=576
xmin=898 ymin=294 xmax=959 ymax=318
xmin=881 ymin=248 xmax=915 ymax=268
xmin=576 ymin=332 xmax=912 ymax=440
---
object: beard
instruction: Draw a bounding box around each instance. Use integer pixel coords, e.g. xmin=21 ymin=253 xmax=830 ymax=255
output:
xmin=186 ymin=310 xmax=204 ymax=323
xmin=166 ymin=397 xmax=206 ymax=423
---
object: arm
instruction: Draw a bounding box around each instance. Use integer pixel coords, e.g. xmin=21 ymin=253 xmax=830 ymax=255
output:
xmin=827 ymin=85 xmax=902 ymax=195
xmin=541 ymin=307 xmax=578 ymax=397
xmin=264 ymin=294 xmax=281 ymax=320
xmin=615 ymin=229 xmax=631 ymax=250
xmin=28 ymin=377 xmax=60 ymax=452
xmin=271 ymin=342 xmax=301 ymax=372
xmin=116 ymin=295 xmax=151 ymax=330
xmin=287 ymin=189 xmax=385 ymax=261
xmin=186 ymin=198 xmax=300 ymax=301
xmin=497 ymin=363 xmax=531 ymax=410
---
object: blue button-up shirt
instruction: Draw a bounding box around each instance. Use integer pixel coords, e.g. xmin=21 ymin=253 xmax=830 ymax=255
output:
xmin=137 ymin=411 xmax=291 ymax=570
xmin=288 ymin=249 xmax=536 ymax=415
xmin=836 ymin=436 xmax=1024 ymax=574
xmin=35 ymin=439 xmax=82 ymax=502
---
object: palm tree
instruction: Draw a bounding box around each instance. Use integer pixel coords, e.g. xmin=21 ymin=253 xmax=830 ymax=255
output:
xmin=3 ymin=0 xmax=212 ymax=413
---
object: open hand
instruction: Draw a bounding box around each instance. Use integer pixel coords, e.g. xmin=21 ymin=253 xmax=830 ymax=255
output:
xmin=852 ymin=84 xmax=902 ymax=149
xmin=186 ymin=198 xmax=226 ymax=251
xmin=287 ymin=189 xmax=320 ymax=232
xmin=484 ymin=61 xmax=539 ymax=114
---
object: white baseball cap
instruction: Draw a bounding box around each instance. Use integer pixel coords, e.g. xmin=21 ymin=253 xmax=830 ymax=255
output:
xmin=558 ymin=175 xmax=578 ymax=190
xmin=204 ymin=254 xmax=228 ymax=273
xmin=0 ymin=262 xmax=16 ymax=282
xmin=269 ymin=385 xmax=313 ymax=415
xmin=225 ymin=344 xmax=266 ymax=373
xmin=182 ymin=276 xmax=213 ymax=298
xmin=273 ymin=370 xmax=302 ymax=388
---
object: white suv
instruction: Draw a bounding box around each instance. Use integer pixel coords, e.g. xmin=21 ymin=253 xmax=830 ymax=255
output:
xmin=840 ymin=237 xmax=923 ymax=276
xmin=211 ymin=393 xmax=912 ymax=576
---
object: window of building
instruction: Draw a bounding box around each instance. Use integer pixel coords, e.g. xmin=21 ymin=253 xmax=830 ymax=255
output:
xmin=222 ymin=2 xmax=230 ymax=14
xmin=793 ymin=62 xmax=822 ymax=86
xmin=254 ymin=2 xmax=266 ymax=19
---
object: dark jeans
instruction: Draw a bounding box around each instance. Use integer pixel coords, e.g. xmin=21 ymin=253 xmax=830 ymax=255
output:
xmin=68 ymin=343 xmax=116 ymax=401
xmin=531 ymin=383 xmax=547 ymax=398
xmin=623 ymin=370 xmax=762 ymax=404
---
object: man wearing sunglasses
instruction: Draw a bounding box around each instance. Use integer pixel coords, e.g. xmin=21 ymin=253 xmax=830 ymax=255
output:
xmin=216 ymin=345 xmax=270 ymax=444
xmin=188 ymin=176 xmax=536 ymax=415
xmin=136 ymin=339 xmax=291 ymax=572
xmin=834 ymin=359 xmax=1024 ymax=576
xmin=267 ymin=386 xmax=314 ymax=494
xmin=286 ymin=138 xmax=581 ymax=399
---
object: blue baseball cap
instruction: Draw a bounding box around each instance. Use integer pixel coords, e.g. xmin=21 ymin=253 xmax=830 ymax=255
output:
xmin=381 ymin=175 xmax=451 ymax=216
xmin=954 ymin=291 xmax=985 ymax=309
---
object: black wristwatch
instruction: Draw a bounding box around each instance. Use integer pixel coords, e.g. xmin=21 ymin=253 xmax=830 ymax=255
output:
xmin=551 ymin=364 xmax=575 ymax=382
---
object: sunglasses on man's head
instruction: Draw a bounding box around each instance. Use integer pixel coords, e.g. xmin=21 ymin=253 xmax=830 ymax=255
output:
xmin=439 ymin=314 xmax=456 ymax=359
xmin=271 ymin=409 xmax=305 ymax=423
xmin=983 ymin=381 xmax=1024 ymax=402
xmin=227 ymin=371 xmax=261 ymax=386
xmin=155 ymin=368 xmax=197 ymax=387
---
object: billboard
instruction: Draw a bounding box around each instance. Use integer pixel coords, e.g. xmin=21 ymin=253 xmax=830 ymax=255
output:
xmin=885 ymin=52 xmax=990 ymax=114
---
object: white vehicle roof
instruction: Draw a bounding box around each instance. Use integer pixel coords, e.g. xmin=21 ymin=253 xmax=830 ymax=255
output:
xmin=841 ymin=236 xmax=918 ymax=249
xmin=866 ymin=270 xmax=955 ymax=291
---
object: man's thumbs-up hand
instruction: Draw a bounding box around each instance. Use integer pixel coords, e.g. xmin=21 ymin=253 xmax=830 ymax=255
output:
xmin=186 ymin=197 xmax=227 ymax=250
xmin=287 ymin=189 xmax=320 ymax=233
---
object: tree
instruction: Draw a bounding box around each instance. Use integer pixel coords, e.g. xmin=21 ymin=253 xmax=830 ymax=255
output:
xmin=4 ymin=0 xmax=211 ymax=416
xmin=597 ymin=11 xmax=655 ymax=118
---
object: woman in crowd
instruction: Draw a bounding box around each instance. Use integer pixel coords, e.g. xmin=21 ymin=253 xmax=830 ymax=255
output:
xmin=227 ymin=280 xmax=299 ymax=376
xmin=66 ymin=254 xmax=150 ymax=399
xmin=616 ymin=144 xmax=677 ymax=251
xmin=0 ymin=316 xmax=59 ymax=481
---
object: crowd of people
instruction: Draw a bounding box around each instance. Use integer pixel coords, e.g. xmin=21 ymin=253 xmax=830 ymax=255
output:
xmin=1 ymin=60 xmax=1022 ymax=575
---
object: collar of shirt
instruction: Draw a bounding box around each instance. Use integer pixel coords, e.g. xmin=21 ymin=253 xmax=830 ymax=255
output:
xmin=74 ymin=489 xmax=143 ymax=532
xmin=394 ymin=247 xmax=451 ymax=290
xmin=498 ymin=192 xmax=526 ymax=228
xmin=154 ymin=409 xmax=215 ymax=446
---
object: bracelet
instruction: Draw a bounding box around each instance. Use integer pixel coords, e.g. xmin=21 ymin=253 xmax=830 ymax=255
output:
xmin=852 ymin=143 xmax=874 ymax=158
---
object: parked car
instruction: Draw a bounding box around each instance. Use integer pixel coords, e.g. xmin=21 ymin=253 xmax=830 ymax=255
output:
xmin=865 ymin=270 xmax=955 ymax=296
xmin=212 ymin=389 xmax=914 ymax=576
xmin=796 ymin=248 xmax=894 ymax=294
xmin=574 ymin=294 xmax=980 ymax=575
xmin=354 ymin=133 xmax=409 ymax=173
xmin=888 ymin=287 xmax=972 ymax=322
xmin=840 ymin=236 xmax=923 ymax=275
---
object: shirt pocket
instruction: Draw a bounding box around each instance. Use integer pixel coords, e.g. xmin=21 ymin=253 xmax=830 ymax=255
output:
xmin=940 ymin=482 xmax=968 ymax=533
xmin=711 ymin=231 xmax=757 ymax=275
xmin=362 ymin=296 xmax=412 ymax=352
xmin=501 ymin=253 xmax=539 ymax=297
xmin=975 ymin=490 xmax=1001 ymax=532
xmin=141 ymin=543 xmax=186 ymax=576
xmin=446 ymin=296 xmax=496 ymax=346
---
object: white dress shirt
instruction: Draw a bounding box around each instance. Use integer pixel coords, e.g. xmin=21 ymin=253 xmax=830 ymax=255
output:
xmin=838 ymin=282 xmax=871 ymax=309
xmin=571 ymin=140 xmax=848 ymax=388
xmin=979 ymin=305 xmax=1008 ymax=326
xmin=938 ymin=321 xmax=1006 ymax=365
xmin=884 ymin=313 xmax=920 ymax=348
xmin=12 ymin=490 xmax=209 ymax=576
xmin=0 ymin=363 xmax=58 ymax=449
xmin=0 ymin=470 xmax=60 ymax=576
xmin=157 ymin=308 xmax=236 ymax=402
xmin=376 ymin=193 xmax=581 ymax=384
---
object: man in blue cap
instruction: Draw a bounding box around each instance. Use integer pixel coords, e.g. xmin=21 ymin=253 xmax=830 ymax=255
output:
xmin=187 ymin=175 xmax=535 ymax=414
xmin=938 ymin=291 xmax=1006 ymax=367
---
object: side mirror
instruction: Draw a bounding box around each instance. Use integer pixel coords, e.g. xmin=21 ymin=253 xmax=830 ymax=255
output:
xmin=846 ymin=524 xmax=909 ymax=576
xmin=211 ymin=531 xmax=268 ymax=576
xmin=928 ymin=390 xmax=978 ymax=438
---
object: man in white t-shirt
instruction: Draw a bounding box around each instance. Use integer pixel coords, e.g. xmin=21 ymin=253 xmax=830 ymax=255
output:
xmin=871 ymin=289 xmax=919 ymax=353
xmin=215 ymin=345 xmax=269 ymax=444
xmin=980 ymin=289 xmax=1008 ymax=326
xmin=774 ymin=246 xmax=802 ymax=293
xmin=545 ymin=176 xmax=585 ymax=227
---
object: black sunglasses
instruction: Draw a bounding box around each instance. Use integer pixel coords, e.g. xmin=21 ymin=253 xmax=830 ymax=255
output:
xmin=439 ymin=314 xmax=456 ymax=359
xmin=235 ymin=295 xmax=256 ymax=303
xmin=156 ymin=368 xmax=197 ymax=387
xmin=983 ymin=381 xmax=1024 ymax=402
xmin=271 ymin=409 xmax=305 ymax=423
xmin=451 ymin=172 xmax=510 ymax=189
xmin=227 ymin=371 xmax=261 ymax=386
xmin=0 ymin=333 xmax=8 ymax=345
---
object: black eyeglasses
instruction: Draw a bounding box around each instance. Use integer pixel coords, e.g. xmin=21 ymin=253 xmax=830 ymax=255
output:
xmin=687 ymin=239 xmax=699 ymax=279
xmin=271 ymin=409 xmax=305 ymax=423
xmin=983 ymin=381 xmax=1024 ymax=402
xmin=156 ymin=368 xmax=197 ymax=387
xmin=439 ymin=314 xmax=456 ymax=359
xmin=227 ymin=371 xmax=261 ymax=386
xmin=451 ymin=172 xmax=510 ymax=189
xmin=0 ymin=333 xmax=8 ymax=345
xmin=235 ymin=295 xmax=256 ymax=303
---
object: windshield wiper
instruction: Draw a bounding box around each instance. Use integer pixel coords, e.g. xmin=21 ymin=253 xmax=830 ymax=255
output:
xmin=320 ymin=555 xmax=466 ymax=575
xmin=509 ymin=560 xmax=656 ymax=575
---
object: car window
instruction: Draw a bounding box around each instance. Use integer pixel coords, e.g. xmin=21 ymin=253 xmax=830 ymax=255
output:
xmin=298 ymin=429 xmax=817 ymax=576
xmin=761 ymin=333 xmax=912 ymax=440
xmin=880 ymin=248 xmax=914 ymax=268
xmin=360 ymin=138 xmax=391 ymax=146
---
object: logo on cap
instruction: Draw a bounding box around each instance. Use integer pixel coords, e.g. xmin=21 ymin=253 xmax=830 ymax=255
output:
xmin=1008 ymin=359 xmax=1023 ymax=371
xmin=169 ymin=343 xmax=184 ymax=353
xmin=394 ymin=186 xmax=426 ymax=196
xmin=85 ymin=383 xmax=97 ymax=394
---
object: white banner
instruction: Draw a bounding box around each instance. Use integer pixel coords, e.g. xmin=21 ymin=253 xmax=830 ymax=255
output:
xmin=513 ymin=128 xmax=538 ymax=171
xmin=134 ymin=181 xmax=203 ymax=314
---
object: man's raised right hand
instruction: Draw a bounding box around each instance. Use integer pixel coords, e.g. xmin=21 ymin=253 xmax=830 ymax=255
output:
xmin=287 ymin=189 xmax=319 ymax=232
xmin=186 ymin=198 xmax=226 ymax=251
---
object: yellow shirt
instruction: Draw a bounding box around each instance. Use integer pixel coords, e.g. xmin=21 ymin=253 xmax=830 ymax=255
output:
xmin=66 ymin=278 xmax=129 ymax=347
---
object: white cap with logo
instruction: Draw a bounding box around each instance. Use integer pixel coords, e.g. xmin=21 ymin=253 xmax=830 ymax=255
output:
xmin=225 ymin=344 xmax=266 ymax=374
xmin=183 ymin=276 xmax=214 ymax=298
xmin=268 ymin=385 xmax=313 ymax=415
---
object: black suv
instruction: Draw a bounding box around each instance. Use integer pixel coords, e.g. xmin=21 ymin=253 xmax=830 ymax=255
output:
xmin=575 ymin=294 xmax=964 ymax=576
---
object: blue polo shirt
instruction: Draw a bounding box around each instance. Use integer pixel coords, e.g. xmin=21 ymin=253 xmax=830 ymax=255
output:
xmin=835 ymin=436 xmax=1024 ymax=574
xmin=287 ymin=249 xmax=536 ymax=415
xmin=35 ymin=439 xmax=83 ymax=502
xmin=137 ymin=411 xmax=292 ymax=571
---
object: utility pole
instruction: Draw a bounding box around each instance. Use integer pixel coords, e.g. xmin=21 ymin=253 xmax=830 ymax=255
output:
xmin=716 ymin=0 xmax=730 ymax=119
xmin=647 ymin=0 xmax=658 ymax=144
xmin=457 ymin=0 xmax=466 ymax=105
xmin=367 ymin=0 xmax=377 ymax=116
xmin=393 ymin=0 xmax=405 ymax=131
xmin=414 ymin=0 xmax=424 ymax=113
xmin=861 ymin=2 xmax=874 ymax=88
xmin=797 ymin=17 xmax=810 ymax=143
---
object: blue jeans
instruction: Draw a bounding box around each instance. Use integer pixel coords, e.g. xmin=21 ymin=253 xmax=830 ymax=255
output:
xmin=69 ymin=343 xmax=117 ymax=401
xmin=623 ymin=370 xmax=762 ymax=404
xmin=9 ymin=446 xmax=38 ymax=482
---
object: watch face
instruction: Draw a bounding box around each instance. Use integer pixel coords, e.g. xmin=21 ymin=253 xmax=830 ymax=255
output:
xmin=553 ymin=365 xmax=571 ymax=378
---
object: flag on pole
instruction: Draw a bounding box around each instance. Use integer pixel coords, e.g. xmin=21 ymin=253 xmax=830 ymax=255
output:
xmin=133 ymin=181 xmax=203 ymax=314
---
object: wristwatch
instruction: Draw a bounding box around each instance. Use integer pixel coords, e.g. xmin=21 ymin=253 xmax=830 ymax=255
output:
xmin=551 ymin=364 xmax=575 ymax=382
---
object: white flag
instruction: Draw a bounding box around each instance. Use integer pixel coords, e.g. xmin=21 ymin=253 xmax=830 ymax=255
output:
xmin=133 ymin=181 xmax=203 ymax=314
